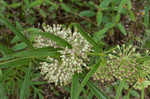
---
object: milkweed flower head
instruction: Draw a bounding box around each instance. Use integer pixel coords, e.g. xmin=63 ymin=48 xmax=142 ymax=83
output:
xmin=34 ymin=24 xmax=92 ymax=86
xmin=94 ymin=44 xmax=150 ymax=86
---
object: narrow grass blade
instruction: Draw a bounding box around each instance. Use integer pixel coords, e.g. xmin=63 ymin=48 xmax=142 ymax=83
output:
xmin=115 ymin=80 xmax=126 ymax=99
xmin=0 ymin=58 xmax=31 ymax=68
xmin=32 ymin=32 xmax=72 ymax=48
xmin=0 ymin=47 xmax=60 ymax=62
xmin=76 ymin=57 xmax=101 ymax=98
xmin=10 ymin=47 xmax=61 ymax=58
xmin=71 ymin=73 xmax=80 ymax=99
xmin=87 ymin=81 xmax=108 ymax=99
xmin=0 ymin=15 xmax=33 ymax=48
xmin=141 ymin=84 xmax=144 ymax=99
xmin=20 ymin=61 xmax=32 ymax=99
xmin=0 ymin=47 xmax=61 ymax=68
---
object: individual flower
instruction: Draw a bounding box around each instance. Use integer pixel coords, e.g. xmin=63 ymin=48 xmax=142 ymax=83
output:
xmin=34 ymin=24 xmax=92 ymax=86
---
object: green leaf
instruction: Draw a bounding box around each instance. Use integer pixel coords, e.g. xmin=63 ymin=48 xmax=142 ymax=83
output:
xmin=8 ymin=2 xmax=22 ymax=8
xmin=0 ymin=58 xmax=31 ymax=68
xmin=76 ymin=57 xmax=101 ymax=98
xmin=0 ymin=47 xmax=61 ymax=68
xmin=32 ymin=32 xmax=72 ymax=48
xmin=25 ymin=28 xmax=42 ymax=33
xmin=79 ymin=10 xmax=95 ymax=17
xmin=20 ymin=62 xmax=32 ymax=99
xmin=99 ymin=0 xmax=111 ymax=10
xmin=11 ymin=36 xmax=21 ymax=44
xmin=12 ymin=42 xmax=27 ymax=51
xmin=96 ymin=10 xmax=103 ymax=26
xmin=11 ymin=47 xmax=61 ymax=59
xmin=71 ymin=74 xmax=80 ymax=99
xmin=117 ymin=23 xmax=127 ymax=35
xmin=0 ymin=15 xmax=33 ymax=48
xmin=29 ymin=0 xmax=44 ymax=8
xmin=141 ymin=83 xmax=145 ymax=99
xmin=61 ymin=3 xmax=71 ymax=13
xmin=115 ymin=80 xmax=126 ymax=99
xmin=87 ymin=81 xmax=108 ymax=99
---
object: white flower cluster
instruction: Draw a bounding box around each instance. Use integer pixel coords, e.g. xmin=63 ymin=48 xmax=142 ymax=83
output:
xmin=34 ymin=24 xmax=92 ymax=86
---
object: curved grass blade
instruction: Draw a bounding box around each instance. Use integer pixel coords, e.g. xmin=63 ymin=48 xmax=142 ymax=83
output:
xmin=32 ymin=32 xmax=72 ymax=48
